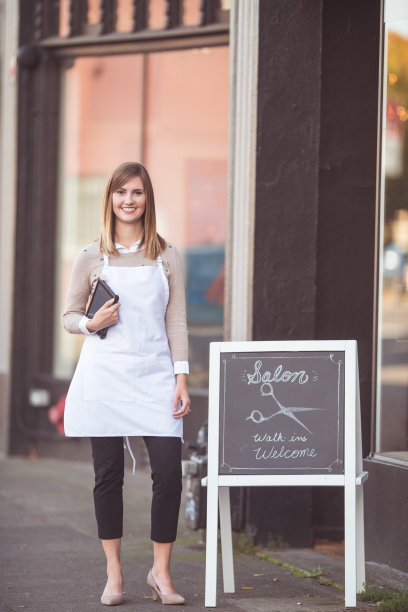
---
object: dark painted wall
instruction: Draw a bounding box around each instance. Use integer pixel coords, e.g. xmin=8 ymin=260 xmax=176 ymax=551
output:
xmin=251 ymin=0 xmax=381 ymax=545
xmin=314 ymin=0 xmax=381 ymax=542
xmin=254 ymin=0 xmax=322 ymax=341
xmin=364 ymin=459 xmax=408 ymax=574
xmin=316 ymin=0 xmax=381 ymax=457
xmin=250 ymin=0 xmax=323 ymax=547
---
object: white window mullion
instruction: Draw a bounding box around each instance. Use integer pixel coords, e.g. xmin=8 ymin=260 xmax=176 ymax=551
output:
xmin=226 ymin=0 xmax=259 ymax=342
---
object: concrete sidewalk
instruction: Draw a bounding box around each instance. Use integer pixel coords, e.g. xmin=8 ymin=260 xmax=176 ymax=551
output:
xmin=0 ymin=457 xmax=405 ymax=612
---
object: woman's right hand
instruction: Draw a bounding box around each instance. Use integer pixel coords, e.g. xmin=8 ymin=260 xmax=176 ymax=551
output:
xmin=85 ymin=298 xmax=121 ymax=333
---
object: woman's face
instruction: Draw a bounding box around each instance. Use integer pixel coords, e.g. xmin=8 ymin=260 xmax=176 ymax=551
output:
xmin=111 ymin=175 xmax=146 ymax=227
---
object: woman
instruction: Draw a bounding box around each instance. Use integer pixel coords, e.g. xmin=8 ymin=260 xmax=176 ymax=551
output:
xmin=63 ymin=161 xmax=191 ymax=606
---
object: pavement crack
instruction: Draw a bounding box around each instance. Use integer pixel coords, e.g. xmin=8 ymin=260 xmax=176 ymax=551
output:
xmin=256 ymin=553 xmax=344 ymax=592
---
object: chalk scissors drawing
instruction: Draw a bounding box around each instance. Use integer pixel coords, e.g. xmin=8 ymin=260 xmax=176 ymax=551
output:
xmin=245 ymin=382 xmax=324 ymax=435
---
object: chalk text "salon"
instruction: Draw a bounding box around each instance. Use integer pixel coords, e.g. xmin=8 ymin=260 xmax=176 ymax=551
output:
xmin=246 ymin=360 xmax=309 ymax=385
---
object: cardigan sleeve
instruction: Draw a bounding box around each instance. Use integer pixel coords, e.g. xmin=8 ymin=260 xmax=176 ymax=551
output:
xmin=164 ymin=245 xmax=189 ymax=366
xmin=62 ymin=247 xmax=102 ymax=334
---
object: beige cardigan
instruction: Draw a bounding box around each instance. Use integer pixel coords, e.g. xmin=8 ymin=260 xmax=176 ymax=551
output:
xmin=62 ymin=240 xmax=189 ymax=366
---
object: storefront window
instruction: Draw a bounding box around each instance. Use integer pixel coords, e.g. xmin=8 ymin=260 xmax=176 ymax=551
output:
xmin=376 ymin=1 xmax=408 ymax=462
xmin=53 ymin=47 xmax=229 ymax=389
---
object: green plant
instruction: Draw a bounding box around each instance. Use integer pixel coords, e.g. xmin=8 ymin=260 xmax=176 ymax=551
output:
xmin=358 ymin=585 xmax=408 ymax=612
xmin=318 ymin=576 xmax=344 ymax=591
xmin=265 ymin=533 xmax=289 ymax=550
xmin=378 ymin=590 xmax=408 ymax=612
xmin=358 ymin=584 xmax=394 ymax=602
xmin=234 ymin=532 xmax=256 ymax=555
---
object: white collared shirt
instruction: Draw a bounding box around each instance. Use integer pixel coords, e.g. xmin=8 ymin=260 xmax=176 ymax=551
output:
xmin=115 ymin=240 xmax=142 ymax=253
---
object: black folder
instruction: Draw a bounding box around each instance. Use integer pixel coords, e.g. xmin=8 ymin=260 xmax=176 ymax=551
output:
xmin=85 ymin=279 xmax=119 ymax=339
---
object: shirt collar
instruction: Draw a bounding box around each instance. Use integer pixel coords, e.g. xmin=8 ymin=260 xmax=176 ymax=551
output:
xmin=115 ymin=240 xmax=142 ymax=253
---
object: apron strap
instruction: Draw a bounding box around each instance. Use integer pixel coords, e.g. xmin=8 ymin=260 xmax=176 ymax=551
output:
xmin=124 ymin=436 xmax=136 ymax=475
xmin=103 ymin=253 xmax=109 ymax=266
xmin=156 ymin=255 xmax=169 ymax=307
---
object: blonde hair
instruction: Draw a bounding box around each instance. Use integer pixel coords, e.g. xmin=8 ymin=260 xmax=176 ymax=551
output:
xmin=99 ymin=162 xmax=166 ymax=259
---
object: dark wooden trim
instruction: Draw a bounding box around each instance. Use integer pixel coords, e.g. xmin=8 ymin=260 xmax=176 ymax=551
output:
xmin=10 ymin=63 xmax=35 ymax=453
xmin=68 ymin=0 xmax=88 ymax=37
xmin=132 ymin=0 xmax=148 ymax=32
xmin=39 ymin=23 xmax=229 ymax=55
xmin=101 ymin=0 xmax=118 ymax=35
xmin=42 ymin=0 xmax=60 ymax=38
xmin=200 ymin=0 xmax=219 ymax=26
xmin=41 ymin=34 xmax=228 ymax=57
xmin=20 ymin=0 xmax=36 ymax=44
xmin=10 ymin=48 xmax=61 ymax=453
xmin=165 ymin=0 xmax=182 ymax=29
xmin=34 ymin=0 xmax=44 ymax=41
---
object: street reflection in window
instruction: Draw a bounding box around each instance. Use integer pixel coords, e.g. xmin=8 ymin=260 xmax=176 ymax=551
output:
xmin=377 ymin=10 xmax=408 ymax=462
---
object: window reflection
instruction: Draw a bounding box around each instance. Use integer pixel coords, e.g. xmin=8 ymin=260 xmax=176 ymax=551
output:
xmin=148 ymin=0 xmax=166 ymax=29
xmin=53 ymin=47 xmax=229 ymax=390
xmin=53 ymin=55 xmax=144 ymax=379
xmin=183 ymin=0 xmax=201 ymax=26
xmin=116 ymin=0 xmax=134 ymax=32
xmin=377 ymin=13 xmax=408 ymax=462
xmin=144 ymin=48 xmax=229 ymax=388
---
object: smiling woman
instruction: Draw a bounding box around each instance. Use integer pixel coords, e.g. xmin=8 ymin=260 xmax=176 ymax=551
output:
xmin=112 ymin=178 xmax=146 ymax=228
xmin=62 ymin=161 xmax=191 ymax=606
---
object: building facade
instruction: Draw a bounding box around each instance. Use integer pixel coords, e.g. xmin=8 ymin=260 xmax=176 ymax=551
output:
xmin=0 ymin=0 xmax=407 ymax=583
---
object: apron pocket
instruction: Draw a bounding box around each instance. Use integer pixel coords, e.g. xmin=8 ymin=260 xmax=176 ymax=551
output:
xmin=83 ymin=352 xmax=144 ymax=402
xmin=136 ymin=356 xmax=175 ymax=405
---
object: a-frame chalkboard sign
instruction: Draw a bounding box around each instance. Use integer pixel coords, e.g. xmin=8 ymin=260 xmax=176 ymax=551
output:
xmin=203 ymin=340 xmax=367 ymax=608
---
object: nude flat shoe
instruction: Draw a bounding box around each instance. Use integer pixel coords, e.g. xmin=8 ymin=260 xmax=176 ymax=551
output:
xmin=147 ymin=569 xmax=185 ymax=605
xmin=100 ymin=580 xmax=124 ymax=606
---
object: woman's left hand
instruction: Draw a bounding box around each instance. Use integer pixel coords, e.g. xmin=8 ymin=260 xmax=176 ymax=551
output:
xmin=173 ymin=374 xmax=191 ymax=418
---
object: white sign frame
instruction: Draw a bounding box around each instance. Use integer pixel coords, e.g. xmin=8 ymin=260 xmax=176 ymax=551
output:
xmin=203 ymin=340 xmax=367 ymax=608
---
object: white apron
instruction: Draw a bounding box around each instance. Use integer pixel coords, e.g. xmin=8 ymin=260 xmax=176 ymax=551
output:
xmin=64 ymin=254 xmax=182 ymax=441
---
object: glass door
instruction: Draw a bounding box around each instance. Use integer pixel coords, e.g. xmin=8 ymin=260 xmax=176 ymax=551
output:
xmin=54 ymin=47 xmax=229 ymax=389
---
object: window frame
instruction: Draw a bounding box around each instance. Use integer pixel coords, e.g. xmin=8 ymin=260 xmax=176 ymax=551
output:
xmin=373 ymin=0 xmax=408 ymax=466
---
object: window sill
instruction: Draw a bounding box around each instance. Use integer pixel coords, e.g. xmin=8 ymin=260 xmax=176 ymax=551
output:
xmin=367 ymin=452 xmax=408 ymax=469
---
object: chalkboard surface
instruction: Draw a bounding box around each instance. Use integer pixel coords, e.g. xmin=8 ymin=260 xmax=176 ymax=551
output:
xmin=219 ymin=351 xmax=345 ymax=475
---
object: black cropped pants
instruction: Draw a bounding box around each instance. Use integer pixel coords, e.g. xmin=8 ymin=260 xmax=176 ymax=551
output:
xmin=90 ymin=436 xmax=182 ymax=543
